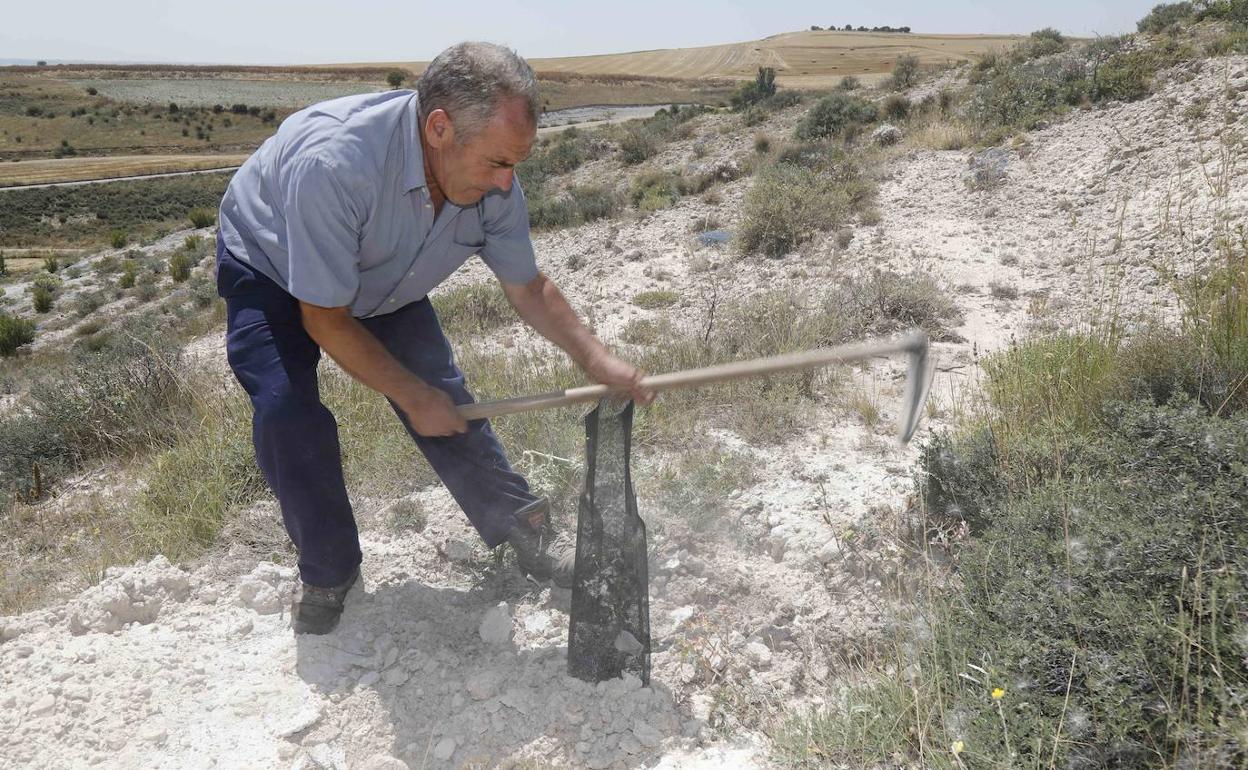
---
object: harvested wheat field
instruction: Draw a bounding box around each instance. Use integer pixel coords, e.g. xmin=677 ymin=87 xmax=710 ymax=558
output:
xmin=350 ymin=30 xmax=1022 ymax=88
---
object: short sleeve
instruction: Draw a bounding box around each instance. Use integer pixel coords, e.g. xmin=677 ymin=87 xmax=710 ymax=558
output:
xmin=282 ymin=155 xmax=366 ymax=308
xmin=478 ymin=174 xmax=540 ymax=285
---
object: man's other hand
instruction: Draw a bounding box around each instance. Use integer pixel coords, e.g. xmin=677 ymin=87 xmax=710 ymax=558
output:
xmin=584 ymin=352 xmax=655 ymax=406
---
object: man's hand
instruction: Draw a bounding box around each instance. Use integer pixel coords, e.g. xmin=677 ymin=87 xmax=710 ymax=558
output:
xmin=394 ymin=384 xmax=468 ymax=437
xmin=584 ymin=351 xmax=655 ymax=406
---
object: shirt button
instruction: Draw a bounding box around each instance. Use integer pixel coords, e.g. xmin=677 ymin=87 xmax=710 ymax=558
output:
xmin=409 ymin=271 xmax=414 ymax=277
xmin=389 ymin=298 xmax=396 ymax=303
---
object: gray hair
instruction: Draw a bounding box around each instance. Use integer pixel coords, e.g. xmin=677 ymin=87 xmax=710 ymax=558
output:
xmin=416 ymin=41 xmax=540 ymax=144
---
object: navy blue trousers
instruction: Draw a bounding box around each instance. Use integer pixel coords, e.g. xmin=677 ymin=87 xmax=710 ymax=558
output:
xmin=215 ymin=234 xmax=537 ymax=587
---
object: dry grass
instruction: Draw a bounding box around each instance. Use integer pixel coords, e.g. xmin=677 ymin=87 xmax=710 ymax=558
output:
xmin=909 ymin=119 xmax=974 ymax=151
xmin=0 ymin=155 xmax=248 ymax=187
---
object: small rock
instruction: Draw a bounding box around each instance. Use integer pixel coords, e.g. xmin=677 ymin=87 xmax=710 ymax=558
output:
xmin=382 ymin=667 xmax=409 ymax=687
xmin=432 ymin=737 xmax=457 ymax=761
xmin=358 ymin=671 xmax=380 ymax=688
xmin=478 ymin=602 xmax=513 ymax=646
xmin=744 ymin=641 xmax=773 ymax=668
xmin=238 ymin=581 xmax=282 ymax=615
xmin=267 ymin=703 xmax=322 ymax=738
xmin=441 ymin=537 xmax=474 ymax=563
xmin=27 ymin=693 xmax=56 ymax=717
xmin=816 ymin=539 xmax=842 ymax=564
xmin=140 ymin=726 xmax=167 ymax=745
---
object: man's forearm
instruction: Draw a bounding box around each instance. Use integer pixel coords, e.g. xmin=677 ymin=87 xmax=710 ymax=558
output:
xmin=504 ymin=273 xmax=608 ymax=368
xmin=298 ymin=302 xmax=432 ymax=403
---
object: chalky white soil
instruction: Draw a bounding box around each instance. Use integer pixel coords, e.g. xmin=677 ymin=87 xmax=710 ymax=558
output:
xmin=2 ymin=55 xmax=1246 ymax=769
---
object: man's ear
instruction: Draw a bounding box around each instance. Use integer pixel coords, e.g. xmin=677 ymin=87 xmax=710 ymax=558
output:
xmin=425 ymin=109 xmax=455 ymax=149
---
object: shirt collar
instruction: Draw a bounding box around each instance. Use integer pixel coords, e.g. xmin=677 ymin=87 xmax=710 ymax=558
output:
xmin=402 ymin=90 xmax=427 ymax=193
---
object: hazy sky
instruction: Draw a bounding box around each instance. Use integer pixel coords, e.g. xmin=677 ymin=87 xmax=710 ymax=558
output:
xmin=3 ymin=0 xmax=1159 ymax=65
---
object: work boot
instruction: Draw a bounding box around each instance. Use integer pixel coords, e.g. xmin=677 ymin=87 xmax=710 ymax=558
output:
xmin=506 ymin=498 xmax=575 ymax=588
xmin=291 ymin=567 xmax=360 ymax=635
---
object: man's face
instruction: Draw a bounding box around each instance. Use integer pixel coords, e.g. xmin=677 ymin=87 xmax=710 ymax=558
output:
xmin=425 ymin=98 xmax=535 ymax=207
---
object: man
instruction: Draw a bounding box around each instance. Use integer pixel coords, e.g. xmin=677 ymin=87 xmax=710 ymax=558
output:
xmin=215 ymin=41 xmax=653 ymax=635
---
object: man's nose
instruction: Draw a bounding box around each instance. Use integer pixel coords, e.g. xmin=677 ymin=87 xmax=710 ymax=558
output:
xmin=493 ymin=169 xmax=514 ymax=192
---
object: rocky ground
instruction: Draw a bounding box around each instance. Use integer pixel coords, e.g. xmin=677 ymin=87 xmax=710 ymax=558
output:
xmin=1 ymin=55 xmax=1245 ymax=769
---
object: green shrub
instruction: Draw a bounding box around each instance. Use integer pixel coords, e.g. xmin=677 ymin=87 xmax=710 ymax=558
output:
xmin=618 ymin=124 xmax=661 ymax=165
xmin=630 ymin=172 xmax=682 ymax=211
xmin=386 ymin=70 xmax=406 ymax=89
xmin=881 ymin=94 xmax=910 ymax=121
xmin=763 ymin=91 xmax=802 ymax=111
xmin=740 ymin=146 xmax=874 ymax=257
xmin=968 ymin=56 xmax=1089 ymax=130
xmin=888 ymin=55 xmax=920 ymax=90
xmin=75 ymin=318 xmax=105 ymax=337
xmin=0 ymin=328 xmax=190 ymax=503
xmin=118 ymin=260 xmax=138 ymax=289
xmin=567 ymin=185 xmax=623 ymax=223
xmin=135 ymin=276 xmax=158 ymax=303
xmin=528 ymin=185 xmax=623 ymax=230
xmin=0 ymin=313 xmax=35 ymax=356
xmin=1095 ymin=50 xmax=1159 ymax=102
xmin=836 ymin=75 xmax=860 ymax=91
xmin=909 ymin=400 xmax=1248 ymax=767
xmin=1138 ymin=1 xmax=1195 ymax=32
xmin=741 ymin=106 xmax=767 ymax=127
xmin=74 ymin=290 xmax=104 ymax=318
xmin=169 ymin=252 xmax=192 ymax=283
xmin=32 ymin=286 xmax=54 ymax=313
xmin=187 ymin=207 xmax=216 ymax=228
xmin=823 ymin=270 xmax=965 ymax=343
xmin=0 ymin=252 xmax=7 ymax=277
xmin=730 ymin=66 xmax=778 ymax=110
xmin=109 ymin=230 xmax=128 ymax=249
xmin=0 ymin=175 xmax=231 ymax=250
xmin=795 ymin=93 xmax=878 ymax=141
xmin=42 ymin=256 xmax=58 ymax=273
xmin=1023 ymin=27 xmax=1068 ymax=58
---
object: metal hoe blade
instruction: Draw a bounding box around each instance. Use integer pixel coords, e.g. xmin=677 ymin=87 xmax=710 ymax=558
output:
xmin=896 ymin=330 xmax=932 ymax=444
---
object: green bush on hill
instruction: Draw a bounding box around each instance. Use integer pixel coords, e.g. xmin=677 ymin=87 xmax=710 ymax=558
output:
xmin=795 ymin=93 xmax=878 ymax=141
xmin=0 ymin=313 xmax=35 ymax=356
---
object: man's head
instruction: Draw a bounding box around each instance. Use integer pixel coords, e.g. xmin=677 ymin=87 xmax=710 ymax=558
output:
xmin=416 ymin=42 xmax=539 ymax=207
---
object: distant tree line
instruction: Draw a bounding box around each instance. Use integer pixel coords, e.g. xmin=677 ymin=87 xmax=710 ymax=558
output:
xmin=810 ymin=25 xmax=912 ymax=33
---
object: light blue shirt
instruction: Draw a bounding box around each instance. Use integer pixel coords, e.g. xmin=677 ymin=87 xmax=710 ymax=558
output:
xmin=218 ymin=89 xmax=538 ymax=318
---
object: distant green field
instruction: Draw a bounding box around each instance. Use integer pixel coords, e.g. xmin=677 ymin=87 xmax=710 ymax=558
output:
xmin=0 ymin=172 xmax=233 ymax=248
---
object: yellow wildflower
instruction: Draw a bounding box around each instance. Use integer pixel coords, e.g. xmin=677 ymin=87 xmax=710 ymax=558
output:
xmin=992 ymin=687 xmax=1005 ymax=699
xmin=951 ymin=740 xmax=965 ymax=754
